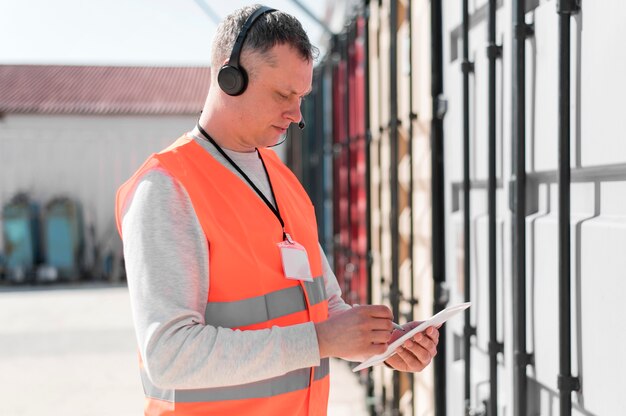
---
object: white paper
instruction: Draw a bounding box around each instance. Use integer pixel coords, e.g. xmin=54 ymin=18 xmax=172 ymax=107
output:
xmin=352 ymin=302 xmax=471 ymax=372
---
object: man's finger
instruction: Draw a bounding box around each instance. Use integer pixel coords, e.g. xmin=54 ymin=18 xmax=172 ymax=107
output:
xmin=371 ymin=319 xmax=393 ymax=332
xmin=366 ymin=305 xmax=394 ymax=319
xmin=397 ymin=346 xmax=422 ymax=370
xmin=371 ymin=329 xmax=393 ymax=344
xmin=413 ymin=333 xmax=437 ymax=355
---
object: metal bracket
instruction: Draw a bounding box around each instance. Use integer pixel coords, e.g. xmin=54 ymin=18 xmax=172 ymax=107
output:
xmin=435 ymin=94 xmax=448 ymax=120
xmin=489 ymin=340 xmax=504 ymax=356
xmin=388 ymin=119 xmax=402 ymax=128
xmin=404 ymin=296 xmax=419 ymax=307
xmin=434 ymin=281 xmax=450 ymax=306
xmin=486 ymin=43 xmax=503 ymax=60
xmin=388 ymin=287 xmax=402 ymax=305
xmin=398 ymin=290 xmax=420 ymax=308
xmin=557 ymin=374 xmax=581 ymax=392
xmin=461 ymin=60 xmax=475 ymax=74
xmin=514 ymin=351 xmax=534 ymax=367
xmin=409 ymin=112 xmax=419 ymax=121
xmin=464 ymin=325 xmax=477 ymax=338
xmin=514 ymin=23 xmax=535 ymax=39
xmin=557 ymin=0 xmax=581 ymax=15
xmin=508 ymin=178 xmax=516 ymax=212
xmin=332 ymin=143 xmax=343 ymax=156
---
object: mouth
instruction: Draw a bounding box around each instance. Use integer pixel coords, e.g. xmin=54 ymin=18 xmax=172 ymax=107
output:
xmin=273 ymin=125 xmax=289 ymax=134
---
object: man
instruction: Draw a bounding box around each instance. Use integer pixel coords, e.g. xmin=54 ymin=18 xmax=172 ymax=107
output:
xmin=116 ymin=5 xmax=439 ymax=415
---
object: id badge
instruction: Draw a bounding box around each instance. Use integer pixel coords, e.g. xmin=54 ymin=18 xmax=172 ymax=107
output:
xmin=277 ymin=233 xmax=313 ymax=282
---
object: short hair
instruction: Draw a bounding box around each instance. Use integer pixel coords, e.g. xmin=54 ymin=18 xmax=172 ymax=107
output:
xmin=211 ymin=4 xmax=319 ymax=74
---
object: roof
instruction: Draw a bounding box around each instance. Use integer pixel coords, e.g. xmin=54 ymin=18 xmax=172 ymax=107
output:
xmin=0 ymin=65 xmax=211 ymax=115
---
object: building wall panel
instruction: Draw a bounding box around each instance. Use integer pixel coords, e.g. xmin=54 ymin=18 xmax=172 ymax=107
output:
xmin=0 ymin=114 xmax=193 ymax=255
xmin=580 ymin=1 xmax=626 ymax=166
xmin=579 ymin=181 xmax=626 ymax=414
xmin=529 ymin=3 xmax=559 ymax=172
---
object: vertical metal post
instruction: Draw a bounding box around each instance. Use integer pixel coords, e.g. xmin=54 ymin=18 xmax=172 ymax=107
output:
xmin=332 ymin=35 xmax=342 ymax=295
xmin=511 ymin=1 xmax=533 ymax=415
xmin=557 ymin=1 xmax=580 ymax=415
xmin=363 ymin=4 xmax=376 ymax=411
xmin=389 ymin=0 xmax=401 ymax=413
xmin=404 ymin=1 xmax=417 ymax=412
xmin=461 ymin=0 xmax=474 ymax=413
xmin=364 ymin=2 xmax=373 ymax=317
xmin=325 ymin=42 xmax=336 ymax=257
xmin=344 ymin=27 xmax=353 ymax=301
xmin=487 ymin=1 xmax=503 ymax=414
xmin=407 ymin=1 xmax=416 ymax=409
xmin=431 ymin=0 xmax=448 ymax=415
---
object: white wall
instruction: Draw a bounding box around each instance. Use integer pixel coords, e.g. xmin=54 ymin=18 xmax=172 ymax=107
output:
xmin=0 ymin=114 xmax=197 ymax=257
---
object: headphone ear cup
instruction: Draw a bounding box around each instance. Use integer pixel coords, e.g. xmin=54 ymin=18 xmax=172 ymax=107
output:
xmin=218 ymin=64 xmax=248 ymax=96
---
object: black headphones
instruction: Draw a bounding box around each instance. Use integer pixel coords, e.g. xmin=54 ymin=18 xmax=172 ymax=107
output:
xmin=217 ymin=6 xmax=276 ymax=96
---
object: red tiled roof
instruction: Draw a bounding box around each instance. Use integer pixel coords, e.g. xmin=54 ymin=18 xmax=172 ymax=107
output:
xmin=0 ymin=65 xmax=211 ymax=115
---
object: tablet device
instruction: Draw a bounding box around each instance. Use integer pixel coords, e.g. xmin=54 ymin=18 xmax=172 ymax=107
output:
xmin=353 ymin=302 xmax=471 ymax=372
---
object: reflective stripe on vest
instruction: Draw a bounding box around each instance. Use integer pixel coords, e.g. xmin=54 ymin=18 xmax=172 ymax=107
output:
xmin=141 ymin=358 xmax=329 ymax=403
xmin=205 ymin=276 xmax=326 ymax=328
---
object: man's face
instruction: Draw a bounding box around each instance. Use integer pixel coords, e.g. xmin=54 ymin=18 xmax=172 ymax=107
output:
xmin=233 ymin=43 xmax=313 ymax=149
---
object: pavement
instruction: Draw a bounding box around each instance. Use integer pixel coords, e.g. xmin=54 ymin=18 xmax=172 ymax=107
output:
xmin=0 ymin=283 xmax=368 ymax=416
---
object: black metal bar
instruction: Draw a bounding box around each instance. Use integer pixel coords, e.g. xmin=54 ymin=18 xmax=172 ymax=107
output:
xmin=557 ymin=1 xmax=581 ymax=415
xmin=362 ymin=7 xmax=372 ymax=307
xmin=344 ymin=28 xmax=353 ymax=301
xmin=558 ymin=12 xmax=573 ymax=416
xmin=331 ymin=34 xmax=341 ymax=285
xmin=363 ymin=4 xmax=376 ymax=412
xmin=487 ymin=1 xmax=500 ymax=415
xmin=407 ymin=1 xmax=416 ymax=410
xmin=512 ymin=0 xmax=531 ymax=415
xmin=461 ymin=0 xmax=473 ymax=413
xmin=324 ymin=58 xmax=335 ymax=255
xmin=431 ymin=1 xmax=447 ymax=415
xmin=389 ymin=1 xmax=401 ymax=413
xmin=407 ymin=0 xmax=415 ymax=325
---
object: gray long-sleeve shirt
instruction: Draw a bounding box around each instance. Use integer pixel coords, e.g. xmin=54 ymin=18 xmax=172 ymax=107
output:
xmin=120 ymin=130 xmax=349 ymax=390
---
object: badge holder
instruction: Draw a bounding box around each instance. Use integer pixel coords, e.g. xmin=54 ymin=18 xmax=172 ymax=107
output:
xmin=277 ymin=233 xmax=313 ymax=282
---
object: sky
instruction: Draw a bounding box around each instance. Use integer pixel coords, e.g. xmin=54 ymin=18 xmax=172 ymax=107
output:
xmin=0 ymin=0 xmax=332 ymax=67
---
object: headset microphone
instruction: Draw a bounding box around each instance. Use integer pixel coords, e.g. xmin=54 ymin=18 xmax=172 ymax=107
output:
xmin=267 ymin=118 xmax=305 ymax=148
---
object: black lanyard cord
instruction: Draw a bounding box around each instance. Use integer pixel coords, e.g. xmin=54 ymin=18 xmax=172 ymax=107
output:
xmin=196 ymin=123 xmax=288 ymax=240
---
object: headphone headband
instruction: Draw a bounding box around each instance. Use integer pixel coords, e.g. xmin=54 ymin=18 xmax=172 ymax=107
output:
xmin=218 ymin=6 xmax=276 ymax=96
xmin=227 ymin=6 xmax=276 ymax=69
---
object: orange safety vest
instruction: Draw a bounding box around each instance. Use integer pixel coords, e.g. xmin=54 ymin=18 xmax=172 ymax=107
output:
xmin=116 ymin=136 xmax=330 ymax=416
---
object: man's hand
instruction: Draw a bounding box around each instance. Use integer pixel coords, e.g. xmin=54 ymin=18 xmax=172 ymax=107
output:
xmin=315 ymin=305 xmax=394 ymax=362
xmin=383 ymin=322 xmax=439 ymax=372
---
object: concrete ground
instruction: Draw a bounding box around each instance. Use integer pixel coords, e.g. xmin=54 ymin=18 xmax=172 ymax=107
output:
xmin=0 ymin=283 xmax=368 ymax=416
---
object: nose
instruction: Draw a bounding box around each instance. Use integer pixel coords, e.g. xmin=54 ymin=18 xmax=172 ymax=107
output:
xmin=284 ymin=98 xmax=303 ymax=125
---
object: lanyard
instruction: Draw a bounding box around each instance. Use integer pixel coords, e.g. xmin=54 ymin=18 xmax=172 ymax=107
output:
xmin=196 ymin=123 xmax=292 ymax=242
